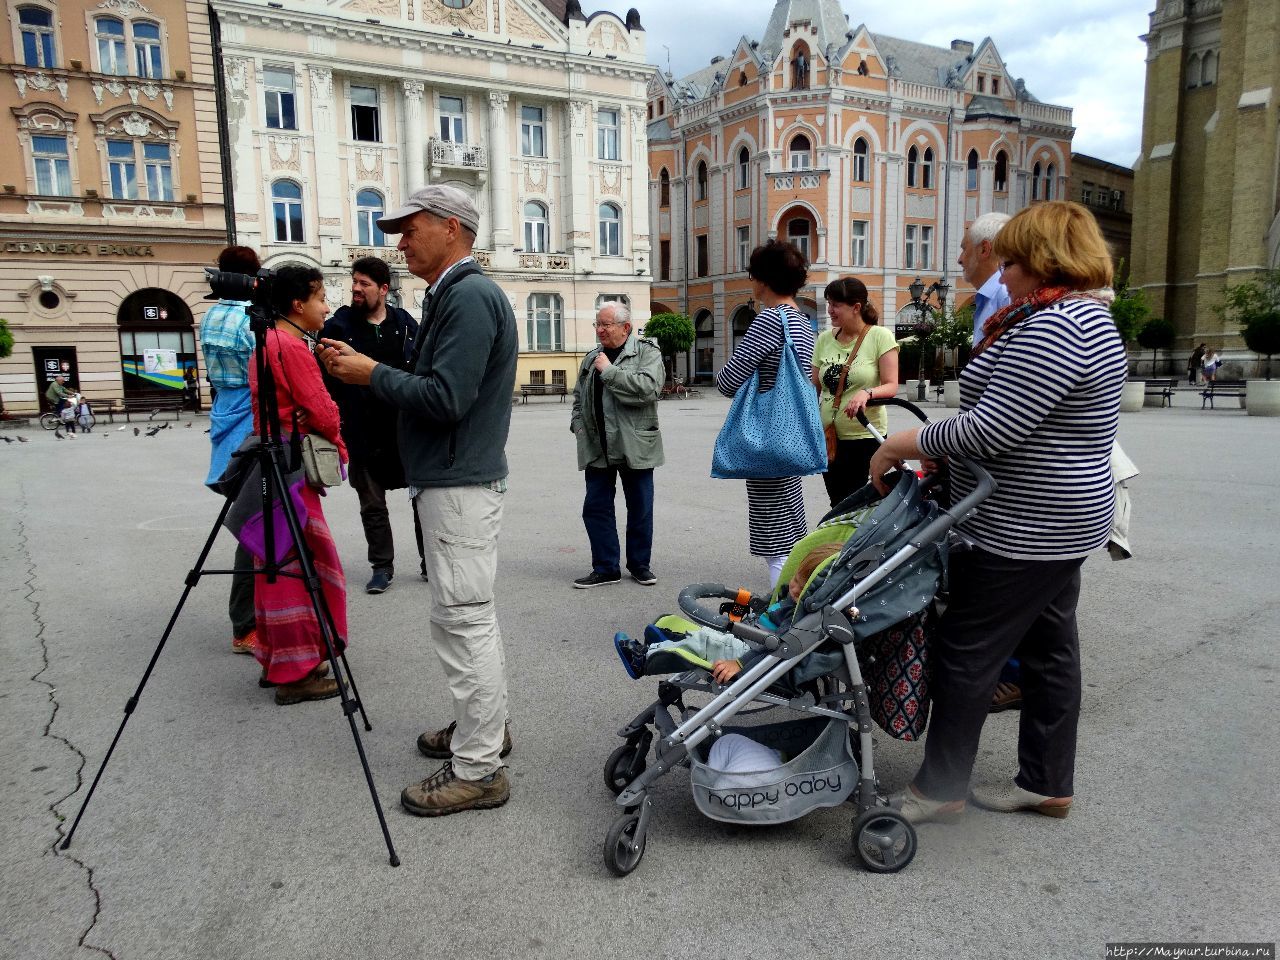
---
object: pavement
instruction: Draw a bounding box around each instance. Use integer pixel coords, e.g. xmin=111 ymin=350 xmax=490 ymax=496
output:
xmin=1 ymin=397 xmax=1277 ymax=960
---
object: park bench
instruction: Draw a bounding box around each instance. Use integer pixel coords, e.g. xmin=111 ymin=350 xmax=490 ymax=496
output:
xmin=101 ymin=396 xmax=185 ymax=422
xmin=1143 ymin=378 xmax=1178 ymax=407
xmin=1200 ymin=379 xmax=1246 ymax=410
xmin=519 ymin=383 xmax=567 ymax=404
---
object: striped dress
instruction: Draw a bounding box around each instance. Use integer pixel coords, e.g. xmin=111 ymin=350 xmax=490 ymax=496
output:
xmin=917 ymin=296 xmax=1127 ymax=560
xmin=715 ymin=304 xmax=816 ymax=558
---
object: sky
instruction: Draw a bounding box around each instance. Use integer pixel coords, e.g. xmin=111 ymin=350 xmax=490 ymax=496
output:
xmin=633 ymin=0 xmax=1153 ymax=167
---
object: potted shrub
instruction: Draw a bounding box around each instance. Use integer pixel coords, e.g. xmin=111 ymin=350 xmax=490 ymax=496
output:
xmin=1109 ymin=281 xmax=1150 ymax=412
xmin=640 ymin=312 xmax=695 ymax=392
xmin=1222 ymin=269 xmax=1280 ymax=416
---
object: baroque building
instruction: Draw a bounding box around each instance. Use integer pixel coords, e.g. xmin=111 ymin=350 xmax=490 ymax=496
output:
xmin=1130 ymin=0 xmax=1280 ymax=357
xmin=646 ymin=0 xmax=1074 ymax=381
xmin=212 ymin=0 xmax=650 ymax=389
xmin=0 ymin=0 xmax=229 ymax=413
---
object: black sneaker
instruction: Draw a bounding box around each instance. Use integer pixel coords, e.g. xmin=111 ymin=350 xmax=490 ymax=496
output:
xmin=630 ymin=567 xmax=658 ymax=586
xmin=573 ymin=570 xmax=622 ymax=589
xmin=365 ymin=569 xmax=393 ymax=594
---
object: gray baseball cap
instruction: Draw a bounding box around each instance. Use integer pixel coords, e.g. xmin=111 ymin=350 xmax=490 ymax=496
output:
xmin=377 ymin=184 xmax=480 ymax=235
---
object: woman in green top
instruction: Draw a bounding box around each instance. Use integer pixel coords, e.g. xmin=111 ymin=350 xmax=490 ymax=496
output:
xmin=810 ymin=277 xmax=899 ymax=507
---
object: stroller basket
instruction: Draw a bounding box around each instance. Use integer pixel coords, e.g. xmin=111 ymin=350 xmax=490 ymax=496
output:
xmin=690 ymin=717 xmax=856 ymax=824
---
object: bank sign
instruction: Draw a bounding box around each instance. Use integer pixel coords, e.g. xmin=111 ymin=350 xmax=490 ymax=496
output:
xmin=4 ymin=241 xmax=155 ymax=257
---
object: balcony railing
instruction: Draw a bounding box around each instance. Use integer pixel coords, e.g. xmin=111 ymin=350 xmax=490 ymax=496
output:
xmin=768 ymin=170 xmax=828 ymax=190
xmin=428 ymin=138 xmax=488 ymax=170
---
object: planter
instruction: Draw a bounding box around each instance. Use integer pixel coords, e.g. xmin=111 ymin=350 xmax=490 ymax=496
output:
xmin=943 ymin=381 xmax=961 ymax=408
xmin=903 ymin=379 xmax=918 ymax=398
xmin=1120 ymin=380 xmax=1145 ymax=413
xmin=1246 ymin=380 xmax=1280 ymax=417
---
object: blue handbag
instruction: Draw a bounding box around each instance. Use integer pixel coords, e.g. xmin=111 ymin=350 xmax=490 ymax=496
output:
xmin=711 ymin=307 xmax=828 ymax=480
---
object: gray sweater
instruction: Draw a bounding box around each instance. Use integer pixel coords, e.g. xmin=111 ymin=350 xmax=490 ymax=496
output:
xmin=369 ymin=267 xmax=517 ymax=487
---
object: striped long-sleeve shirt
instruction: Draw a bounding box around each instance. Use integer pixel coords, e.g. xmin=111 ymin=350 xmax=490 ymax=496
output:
xmin=715 ymin=304 xmax=816 ymax=396
xmin=917 ymin=296 xmax=1127 ymax=560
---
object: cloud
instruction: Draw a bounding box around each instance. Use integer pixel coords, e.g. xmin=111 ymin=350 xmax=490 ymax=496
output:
xmin=639 ymin=0 xmax=1151 ymax=166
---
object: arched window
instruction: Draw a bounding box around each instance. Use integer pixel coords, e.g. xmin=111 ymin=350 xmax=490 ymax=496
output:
xmin=19 ymin=7 xmax=57 ymax=68
xmin=696 ymin=161 xmax=708 ymax=201
xmin=1185 ymin=53 xmax=1201 ymax=89
xmin=966 ymin=149 xmax=978 ymax=191
xmin=922 ymin=147 xmax=934 ymax=189
xmin=1045 ymin=163 xmax=1056 ymax=200
xmin=787 ymin=217 xmax=810 ymax=261
xmin=133 ymin=20 xmax=162 ymax=79
xmin=523 ymin=200 xmax=548 ymax=253
xmin=1201 ymin=50 xmax=1217 ymax=86
xmin=598 ymin=202 xmax=621 ymax=257
xmin=526 ymin=293 xmax=563 ymax=352
xmin=356 ymin=189 xmax=385 ymax=247
xmin=95 ymin=17 xmax=127 ymax=75
xmin=994 ymin=150 xmax=1008 ymax=192
xmin=659 ymin=168 xmax=670 ymax=207
xmin=737 ymin=147 xmax=750 ymax=190
xmin=852 ymin=137 xmax=869 ymax=182
xmin=907 ymin=145 xmax=919 ymax=188
xmin=271 ymin=180 xmax=304 ymax=243
xmin=789 ymin=134 xmax=811 ymax=170
xmin=1031 ymin=162 xmax=1042 ymax=200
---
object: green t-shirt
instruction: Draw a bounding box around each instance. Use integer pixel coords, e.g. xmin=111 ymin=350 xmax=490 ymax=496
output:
xmin=812 ymin=325 xmax=898 ymax=440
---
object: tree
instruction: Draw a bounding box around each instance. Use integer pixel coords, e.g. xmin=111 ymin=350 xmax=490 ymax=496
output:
xmin=1109 ymin=283 xmax=1151 ymax=345
xmin=640 ymin=312 xmax=694 ymax=386
xmin=1136 ymin=317 xmax=1175 ymax=376
xmin=0 ymin=318 xmax=13 ymax=418
xmin=1221 ymin=268 xmax=1280 ymax=380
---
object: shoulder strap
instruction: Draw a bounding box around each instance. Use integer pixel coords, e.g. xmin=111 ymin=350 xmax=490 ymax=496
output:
xmin=831 ymin=327 xmax=869 ymax=409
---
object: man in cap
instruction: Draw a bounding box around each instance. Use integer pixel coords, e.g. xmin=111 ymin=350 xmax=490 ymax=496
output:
xmin=318 ymin=185 xmax=518 ymax=817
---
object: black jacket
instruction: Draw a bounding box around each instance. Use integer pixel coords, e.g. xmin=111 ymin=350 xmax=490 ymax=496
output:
xmin=320 ymin=303 xmax=418 ymax=488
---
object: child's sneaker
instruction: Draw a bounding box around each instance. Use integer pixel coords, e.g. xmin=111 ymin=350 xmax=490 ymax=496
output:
xmin=644 ymin=624 xmax=684 ymax=648
xmin=613 ymin=632 xmax=646 ymax=680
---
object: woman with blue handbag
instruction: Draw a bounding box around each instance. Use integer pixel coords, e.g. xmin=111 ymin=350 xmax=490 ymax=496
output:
xmin=714 ymin=241 xmax=821 ymax=587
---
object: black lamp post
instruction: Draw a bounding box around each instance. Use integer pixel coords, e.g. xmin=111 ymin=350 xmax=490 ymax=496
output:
xmin=908 ymin=276 xmax=951 ymax=401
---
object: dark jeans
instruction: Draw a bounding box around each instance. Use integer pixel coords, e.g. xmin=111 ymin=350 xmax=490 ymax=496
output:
xmin=582 ymin=465 xmax=654 ymax=575
xmin=229 ymin=542 xmax=256 ymax=639
xmin=349 ymin=461 xmax=424 ymax=574
xmin=821 ymin=437 xmax=878 ymax=508
xmin=914 ymin=547 xmax=1085 ymax=802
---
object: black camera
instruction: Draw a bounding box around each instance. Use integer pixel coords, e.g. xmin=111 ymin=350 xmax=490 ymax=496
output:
xmin=205 ymin=267 xmax=275 ymax=307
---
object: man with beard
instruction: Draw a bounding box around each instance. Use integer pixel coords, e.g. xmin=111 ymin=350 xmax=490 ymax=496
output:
xmin=320 ymin=256 xmax=425 ymax=593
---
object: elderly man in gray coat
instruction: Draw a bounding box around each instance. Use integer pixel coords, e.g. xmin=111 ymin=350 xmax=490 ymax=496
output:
xmin=570 ymin=302 xmax=665 ymax=588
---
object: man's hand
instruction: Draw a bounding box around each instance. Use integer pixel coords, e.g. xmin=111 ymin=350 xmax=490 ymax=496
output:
xmin=316 ymin=338 xmax=378 ymax=385
xmin=592 ymin=352 xmax=611 ymax=372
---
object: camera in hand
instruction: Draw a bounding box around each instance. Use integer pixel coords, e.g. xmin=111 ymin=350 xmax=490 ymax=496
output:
xmin=205 ymin=267 xmax=276 ymax=309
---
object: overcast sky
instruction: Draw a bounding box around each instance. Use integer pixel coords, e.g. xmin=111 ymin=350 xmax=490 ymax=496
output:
xmin=635 ymin=0 xmax=1153 ymax=167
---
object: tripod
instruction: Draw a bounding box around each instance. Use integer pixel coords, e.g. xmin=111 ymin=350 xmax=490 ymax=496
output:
xmin=61 ymin=301 xmax=400 ymax=866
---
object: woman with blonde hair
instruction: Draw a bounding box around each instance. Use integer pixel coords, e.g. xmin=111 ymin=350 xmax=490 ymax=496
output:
xmin=869 ymin=201 xmax=1127 ymax=825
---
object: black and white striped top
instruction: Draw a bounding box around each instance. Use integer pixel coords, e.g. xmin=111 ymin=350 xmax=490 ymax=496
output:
xmin=715 ymin=304 xmax=816 ymax=397
xmin=917 ymin=297 xmax=1127 ymax=560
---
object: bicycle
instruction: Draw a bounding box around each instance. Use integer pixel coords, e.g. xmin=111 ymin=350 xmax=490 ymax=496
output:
xmin=40 ymin=395 xmax=95 ymax=432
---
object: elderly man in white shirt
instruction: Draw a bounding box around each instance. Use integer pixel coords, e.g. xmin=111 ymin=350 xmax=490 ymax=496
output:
xmin=958 ymin=212 xmax=1012 ymax=347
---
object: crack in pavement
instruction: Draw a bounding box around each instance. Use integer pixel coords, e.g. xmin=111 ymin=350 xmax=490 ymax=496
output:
xmin=19 ymin=504 xmax=118 ymax=960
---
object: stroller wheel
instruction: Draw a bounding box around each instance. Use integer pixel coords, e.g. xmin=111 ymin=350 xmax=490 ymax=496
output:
xmin=603 ymin=812 xmax=646 ymax=877
xmin=852 ymin=808 xmax=917 ymax=873
xmin=603 ymin=740 xmax=648 ymax=796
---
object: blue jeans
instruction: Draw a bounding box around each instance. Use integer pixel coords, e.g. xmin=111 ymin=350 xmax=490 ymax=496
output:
xmin=582 ymin=465 xmax=653 ymax=575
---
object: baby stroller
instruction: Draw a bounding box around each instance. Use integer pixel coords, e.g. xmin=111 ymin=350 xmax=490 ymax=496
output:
xmin=601 ymin=399 xmax=995 ymax=876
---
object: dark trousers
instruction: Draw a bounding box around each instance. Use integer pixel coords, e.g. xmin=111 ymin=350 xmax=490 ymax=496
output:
xmin=582 ymin=465 xmax=654 ymax=576
xmin=914 ymin=547 xmax=1085 ymax=802
xmin=349 ymin=461 xmax=424 ymax=574
xmin=821 ymin=437 xmax=878 ymax=508
xmin=229 ymin=542 xmax=256 ymax=639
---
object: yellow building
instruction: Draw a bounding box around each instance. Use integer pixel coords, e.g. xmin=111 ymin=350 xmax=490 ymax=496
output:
xmin=646 ymin=0 xmax=1074 ymax=380
xmin=0 ymin=0 xmax=229 ymax=414
xmin=1131 ymin=0 xmax=1280 ymax=360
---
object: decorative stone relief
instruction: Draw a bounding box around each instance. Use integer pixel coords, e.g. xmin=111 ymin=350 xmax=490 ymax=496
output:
xmin=102 ymin=204 xmax=185 ymax=221
xmin=268 ymin=135 xmax=301 ymax=171
xmin=342 ymin=0 xmax=400 ymax=15
xmin=522 ymin=162 xmax=546 ymax=191
xmin=225 ymin=59 xmax=249 ymax=103
xmin=599 ymin=165 xmax=622 ymax=195
xmin=236 ymin=212 xmax=260 ymax=222
xmin=547 ymin=255 xmax=570 ymax=270
xmin=319 ymin=217 xmax=342 ymax=226
xmin=568 ymin=230 xmax=590 ymax=240
xmin=310 ymin=67 xmax=333 ymax=102
xmin=13 ymin=72 xmax=70 ymax=102
xmin=97 ymin=0 xmax=152 ymax=13
xmin=518 ymin=254 xmax=543 ymax=269
xmin=586 ymin=20 xmax=627 ymax=52
xmin=568 ymin=99 xmax=589 ymax=129
xmin=121 ymin=112 xmax=153 ymax=136
xmin=628 ymin=106 xmax=645 ymax=138
xmin=403 ymin=79 xmax=425 ymax=101
xmin=348 ymin=246 xmax=405 ymax=264
xmin=504 ymin=0 xmax=555 ymax=41
xmin=471 ymin=250 xmax=491 ymax=267
xmin=27 ymin=201 xmax=84 ymax=217
xmin=356 ymin=148 xmax=383 ymax=180
xmin=419 ymin=0 xmax=487 ymax=32
xmin=488 ymin=90 xmax=509 ymax=113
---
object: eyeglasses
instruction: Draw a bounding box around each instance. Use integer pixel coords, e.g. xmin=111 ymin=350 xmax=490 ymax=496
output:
xmin=593 ymin=320 xmax=622 ymax=328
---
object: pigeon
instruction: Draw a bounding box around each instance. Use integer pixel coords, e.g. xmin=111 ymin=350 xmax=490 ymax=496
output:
xmin=185 ymin=422 xmax=193 ymax=428
xmin=0 ymin=436 xmax=13 ymax=443
xmin=159 ymin=421 xmax=171 ymax=430
xmin=146 ymin=425 xmax=161 ymax=437
xmin=133 ymin=427 xmax=140 ymax=437
xmin=148 ymin=408 xmax=160 ymax=421
xmin=16 ymin=436 xmax=28 ymax=443
xmin=117 ymin=425 xmax=126 ymax=431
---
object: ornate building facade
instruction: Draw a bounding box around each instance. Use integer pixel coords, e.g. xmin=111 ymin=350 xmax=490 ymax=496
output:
xmin=646 ymin=0 xmax=1074 ymax=381
xmin=212 ymin=0 xmax=650 ymax=389
xmin=0 ymin=0 xmax=229 ymax=413
xmin=1130 ymin=0 xmax=1279 ymax=356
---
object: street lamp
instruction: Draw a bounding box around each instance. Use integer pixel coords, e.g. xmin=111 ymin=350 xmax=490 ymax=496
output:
xmin=908 ymin=276 xmax=951 ymax=401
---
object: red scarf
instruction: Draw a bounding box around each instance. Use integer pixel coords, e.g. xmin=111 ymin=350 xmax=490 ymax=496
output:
xmin=972 ymin=286 xmax=1074 ymax=358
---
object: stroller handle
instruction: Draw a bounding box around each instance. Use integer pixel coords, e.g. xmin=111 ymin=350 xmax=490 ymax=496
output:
xmin=676 ymin=583 xmax=741 ymax=632
xmin=855 ymin=397 xmax=997 ymax=504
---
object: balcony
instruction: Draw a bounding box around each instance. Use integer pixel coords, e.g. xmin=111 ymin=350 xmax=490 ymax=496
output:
xmin=428 ymin=138 xmax=488 ymax=171
xmin=768 ymin=169 xmax=828 ymax=191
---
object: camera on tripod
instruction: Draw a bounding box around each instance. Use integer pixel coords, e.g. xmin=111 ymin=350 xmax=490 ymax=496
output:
xmin=205 ymin=266 xmax=277 ymax=309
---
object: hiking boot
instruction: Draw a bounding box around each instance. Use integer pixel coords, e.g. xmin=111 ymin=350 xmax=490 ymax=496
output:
xmin=365 ymin=569 xmax=393 ymax=594
xmin=401 ymin=761 xmax=510 ymax=817
xmin=231 ymin=629 xmax=259 ymax=655
xmin=417 ymin=720 xmax=513 ymax=760
xmin=274 ymin=674 xmax=341 ymax=706
xmin=629 ymin=566 xmax=658 ymax=586
xmin=573 ymin=570 xmax=621 ymax=589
